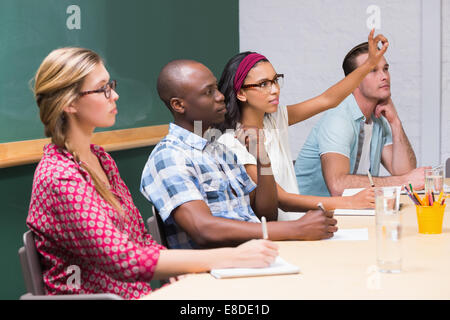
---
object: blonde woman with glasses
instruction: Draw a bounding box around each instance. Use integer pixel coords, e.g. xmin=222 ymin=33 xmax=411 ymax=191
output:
xmin=27 ymin=47 xmax=278 ymax=299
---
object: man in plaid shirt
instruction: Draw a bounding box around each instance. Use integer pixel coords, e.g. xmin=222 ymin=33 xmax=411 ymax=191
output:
xmin=140 ymin=60 xmax=336 ymax=249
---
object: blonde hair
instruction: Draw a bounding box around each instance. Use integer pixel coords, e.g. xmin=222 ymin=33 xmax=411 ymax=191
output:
xmin=33 ymin=47 xmax=124 ymax=217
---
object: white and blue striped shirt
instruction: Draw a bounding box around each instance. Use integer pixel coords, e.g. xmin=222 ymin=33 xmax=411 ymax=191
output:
xmin=140 ymin=123 xmax=259 ymax=249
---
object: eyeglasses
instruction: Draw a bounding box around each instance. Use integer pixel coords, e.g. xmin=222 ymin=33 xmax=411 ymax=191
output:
xmin=241 ymin=74 xmax=284 ymax=93
xmin=79 ymin=80 xmax=117 ymax=99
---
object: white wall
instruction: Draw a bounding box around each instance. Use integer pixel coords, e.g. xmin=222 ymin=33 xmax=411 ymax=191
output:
xmin=240 ymin=0 xmax=446 ymax=170
xmin=442 ymin=0 xmax=450 ymax=166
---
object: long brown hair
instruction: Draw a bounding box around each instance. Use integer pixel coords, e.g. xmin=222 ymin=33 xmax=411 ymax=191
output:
xmin=33 ymin=47 xmax=124 ymax=216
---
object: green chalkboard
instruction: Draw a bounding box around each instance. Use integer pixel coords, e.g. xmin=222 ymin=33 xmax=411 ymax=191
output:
xmin=0 ymin=0 xmax=239 ymax=143
xmin=0 ymin=0 xmax=239 ymax=299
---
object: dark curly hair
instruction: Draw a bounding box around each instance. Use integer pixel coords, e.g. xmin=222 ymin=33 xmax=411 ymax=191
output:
xmin=214 ymin=51 xmax=268 ymax=132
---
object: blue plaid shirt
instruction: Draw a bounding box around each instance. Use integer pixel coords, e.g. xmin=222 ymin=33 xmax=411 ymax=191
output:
xmin=140 ymin=123 xmax=259 ymax=249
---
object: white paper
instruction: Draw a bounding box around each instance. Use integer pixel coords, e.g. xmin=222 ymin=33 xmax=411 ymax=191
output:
xmin=210 ymin=256 xmax=300 ymax=279
xmin=342 ymin=186 xmax=402 ymax=196
xmin=326 ymin=228 xmax=369 ymax=241
xmin=334 ymin=208 xmax=375 ymax=216
xmin=343 ymin=185 xmax=449 ymax=196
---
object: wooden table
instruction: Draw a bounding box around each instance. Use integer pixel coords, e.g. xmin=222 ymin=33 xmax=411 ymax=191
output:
xmin=142 ymin=194 xmax=450 ymax=300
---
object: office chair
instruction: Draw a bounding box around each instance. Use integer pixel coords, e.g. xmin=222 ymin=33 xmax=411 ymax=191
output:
xmin=146 ymin=206 xmax=171 ymax=286
xmin=147 ymin=206 xmax=169 ymax=248
xmin=18 ymin=230 xmax=122 ymax=300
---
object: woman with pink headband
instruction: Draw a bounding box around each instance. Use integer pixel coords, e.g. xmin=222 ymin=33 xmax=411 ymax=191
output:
xmin=217 ymin=30 xmax=388 ymax=221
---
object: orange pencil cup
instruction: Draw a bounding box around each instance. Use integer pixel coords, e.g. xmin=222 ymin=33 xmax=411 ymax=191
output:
xmin=415 ymin=205 xmax=446 ymax=234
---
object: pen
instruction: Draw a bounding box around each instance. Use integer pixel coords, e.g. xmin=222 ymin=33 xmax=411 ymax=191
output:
xmin=261 ymin=216 xmax=268 ymax=240
xmin=367 ymin=170 xmax=375 ymax=187
xmin=317 ymin=202 xmax=326 ymax=212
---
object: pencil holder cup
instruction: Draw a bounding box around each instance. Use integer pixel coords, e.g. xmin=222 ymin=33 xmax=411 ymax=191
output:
xmin=415 ymin=205 xmax=446 ymax=234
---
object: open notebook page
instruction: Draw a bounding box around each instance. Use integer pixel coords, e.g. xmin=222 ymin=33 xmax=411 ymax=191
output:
xmin=210 ymin=256 xmax=300 ymax=279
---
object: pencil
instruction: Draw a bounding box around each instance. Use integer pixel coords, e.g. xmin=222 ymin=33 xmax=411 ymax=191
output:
xmin=367 ymin=170 xmax=375 ymax=187
xmin=437 ymin=191 xmax=444 ymax=204
xmin=415 ymin=193 xmax=426 ymax=206
xmin=403 ymin=185 xmax=419 ymax=205
xmin=406 ymin=184 xmax=420 ymax=205
xmin=409 ymin=183 xmax=426 ymax=206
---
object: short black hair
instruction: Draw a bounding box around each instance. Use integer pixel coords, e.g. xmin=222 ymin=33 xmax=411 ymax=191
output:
xmin=156 ymin=59 xmax=198 ymax=111
xmin=342 ymin=42 xmax=369 ymax=76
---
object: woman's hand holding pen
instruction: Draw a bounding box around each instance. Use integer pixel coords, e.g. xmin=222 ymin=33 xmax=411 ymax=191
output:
xmin=230 ymin=239 xmax=279 ymax=268
xmin=349 ymin=188 xmax=375 ymax=209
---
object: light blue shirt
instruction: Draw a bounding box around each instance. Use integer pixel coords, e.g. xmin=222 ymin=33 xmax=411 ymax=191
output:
xmin=140 ymin=123 xmax=259 ymax=249
xmin=294 ymin=94 xmax=393 ymax=196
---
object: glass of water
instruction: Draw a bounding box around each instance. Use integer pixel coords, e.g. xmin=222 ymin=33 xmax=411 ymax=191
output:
xmin=424 ymin=165 xmax=444 ymax=195
xmin=375 ymin=187 xmax=402 ymax=273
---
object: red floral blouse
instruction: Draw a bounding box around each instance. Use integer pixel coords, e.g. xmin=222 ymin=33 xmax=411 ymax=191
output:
xmin=27 ymin=143 xmax=165 ymax=299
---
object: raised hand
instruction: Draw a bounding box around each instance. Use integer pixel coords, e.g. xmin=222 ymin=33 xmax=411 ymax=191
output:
xmin=366 ymin=28 xmax=389 ymax=67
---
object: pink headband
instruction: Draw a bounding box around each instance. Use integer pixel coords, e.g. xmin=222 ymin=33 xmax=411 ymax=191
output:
xmin=233 ymin=53 xmax=268 ymax=94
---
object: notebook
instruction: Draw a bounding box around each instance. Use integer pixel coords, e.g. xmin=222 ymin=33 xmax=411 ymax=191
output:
xmin=333 ymin=208 xmax=375 ymax=216
xmin=325 ymin=228 xmax=369 ymax=241
xmin=210 ymin=256 xmax=300 ymax=279
xmin=342 ymin=184 xmax=450 ymax=196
